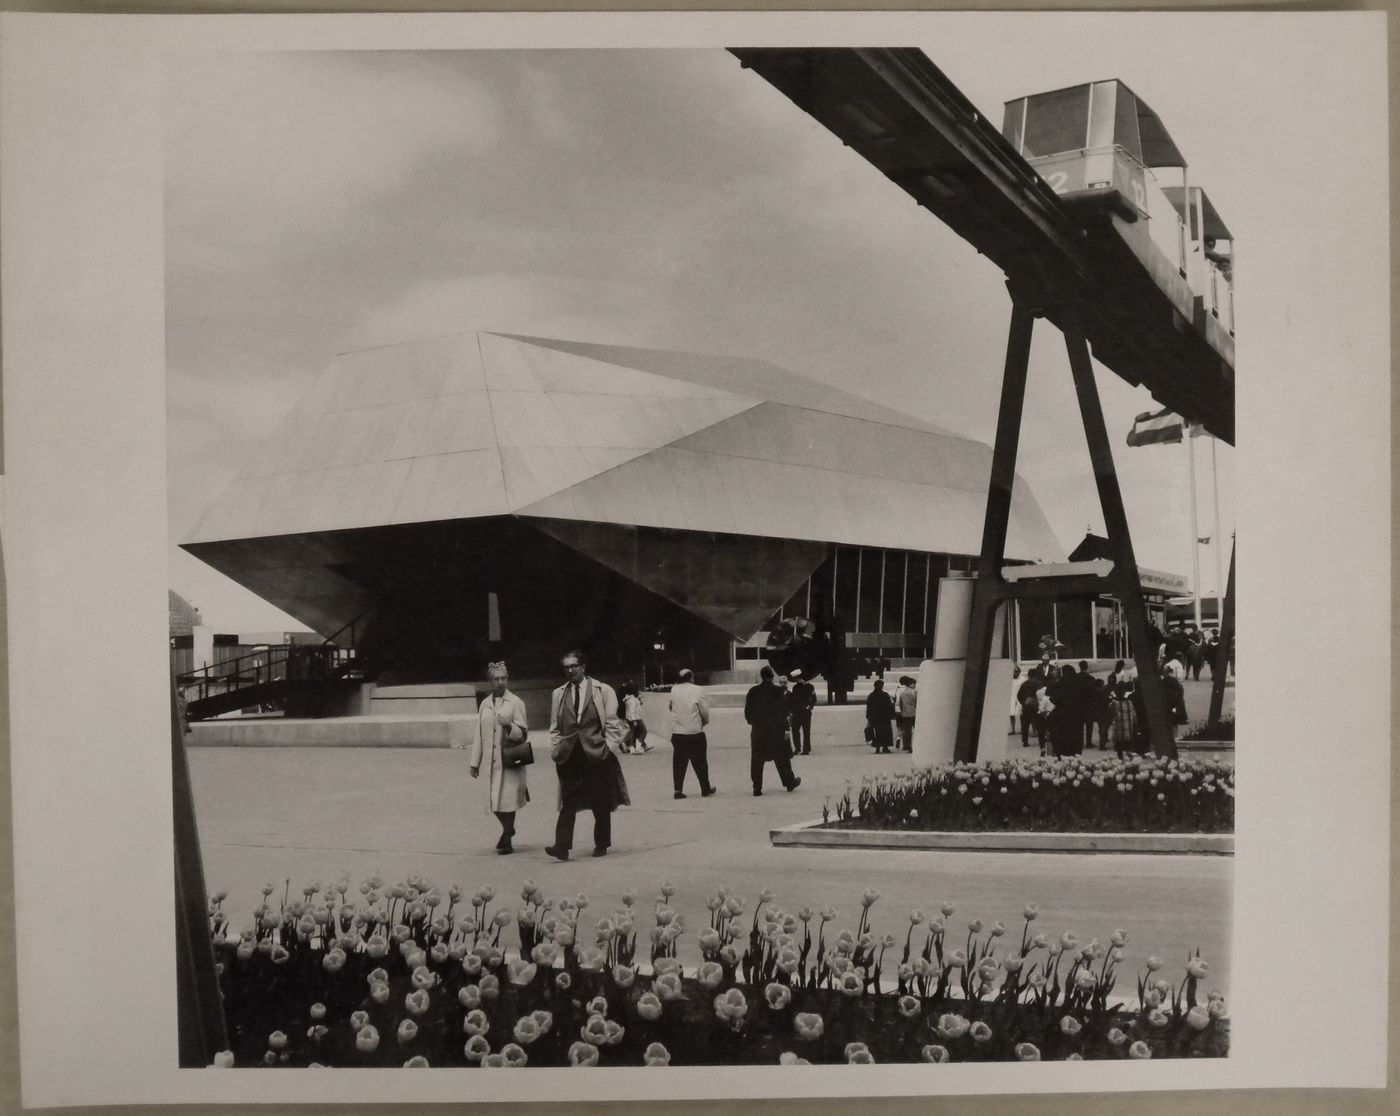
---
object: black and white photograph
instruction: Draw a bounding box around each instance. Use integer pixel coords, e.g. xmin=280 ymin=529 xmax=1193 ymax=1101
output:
xmin=1 ymin=8 xmax=1391 ymax=1108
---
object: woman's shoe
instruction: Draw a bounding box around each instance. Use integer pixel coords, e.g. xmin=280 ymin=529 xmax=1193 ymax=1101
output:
xmin=497 ymin=840 xmax=513 ymax=855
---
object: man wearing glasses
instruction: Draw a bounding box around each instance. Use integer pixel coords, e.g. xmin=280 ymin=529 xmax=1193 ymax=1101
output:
xmin=545 ymin=650 xmax=629 ymax=861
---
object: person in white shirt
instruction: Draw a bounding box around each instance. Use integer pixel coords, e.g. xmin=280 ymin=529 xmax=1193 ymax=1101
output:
xmin=896 ymin=675 xmax=918 ymax=752
xmin=667 ymin=668 xmax=715 ymax=800
xmin=620 ymin=681 xmax=653 ymax=754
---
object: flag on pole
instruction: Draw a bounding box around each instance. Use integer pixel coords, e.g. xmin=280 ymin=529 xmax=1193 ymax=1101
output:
xmin=1126 ymin=407 xmax=1184 ymax=446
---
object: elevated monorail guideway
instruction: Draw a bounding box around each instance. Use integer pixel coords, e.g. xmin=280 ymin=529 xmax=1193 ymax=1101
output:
xmin=728 ymin=48 xmax=1234 ymax=446
xmin=730 ymin=47 xmax=1240 ymax=759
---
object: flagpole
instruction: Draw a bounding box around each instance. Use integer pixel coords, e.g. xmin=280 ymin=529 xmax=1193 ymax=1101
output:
xmin=1210 ymin=435 xmax=1225 ymax=627
xmin=1187 ymin=430 xmax=1202 ymax=630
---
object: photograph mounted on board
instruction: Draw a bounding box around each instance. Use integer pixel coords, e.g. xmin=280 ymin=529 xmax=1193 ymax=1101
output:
xmin=166 ymin=39 xmax=1236 ymax=1073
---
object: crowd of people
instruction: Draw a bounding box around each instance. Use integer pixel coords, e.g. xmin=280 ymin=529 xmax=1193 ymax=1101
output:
xmin=1161 ymin=622 xmax=1229 ymax=682
xmin=1011 ymin=652 xmax=1195 ymax=758
xmin=465 ymin=653 xmax=828 ymax=861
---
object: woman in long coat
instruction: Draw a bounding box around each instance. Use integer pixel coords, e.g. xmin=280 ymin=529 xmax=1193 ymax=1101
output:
xmin=469 ymin=661 xmax=530 ymax=854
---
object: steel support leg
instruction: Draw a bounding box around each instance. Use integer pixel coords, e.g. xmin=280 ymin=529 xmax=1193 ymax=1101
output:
xmin=173 ymin=676 xmax=228 ymax=1065
xmin=1062 ymin=310 xmax=1177 ymax=759
xmin=1208 ymin=539 xmax=1235 ymax=728
xmin=953 ymin=302 xmax=1036 ymax=762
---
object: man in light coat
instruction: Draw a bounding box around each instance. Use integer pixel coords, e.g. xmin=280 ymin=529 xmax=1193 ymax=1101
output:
xmin=667 ymin=668 xmax=715 ymax=799
xmin=545 ymin=650 xmax=629 ymax=862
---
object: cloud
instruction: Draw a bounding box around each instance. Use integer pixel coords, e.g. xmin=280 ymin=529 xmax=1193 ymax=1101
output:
xmin=164 ymin=50 xmax=503 ymax=236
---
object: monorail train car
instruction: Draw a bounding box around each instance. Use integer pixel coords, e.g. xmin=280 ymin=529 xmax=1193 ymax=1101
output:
xmin=1002 ymin=79 xmax=1236 ymax=365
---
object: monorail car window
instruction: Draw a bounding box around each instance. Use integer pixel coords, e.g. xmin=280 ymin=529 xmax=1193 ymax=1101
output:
xmin=1113 ymin=85 xmax=1143 ymax=162
xmin=1020 ymin=85 xmax=1090 ymax=158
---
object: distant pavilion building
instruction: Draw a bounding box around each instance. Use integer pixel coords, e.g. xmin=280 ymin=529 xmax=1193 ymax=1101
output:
xmin=181 ymin=332 xmax=1065 ymax=686
xmin=1009 ymin=531 xmax=1189 ymax=662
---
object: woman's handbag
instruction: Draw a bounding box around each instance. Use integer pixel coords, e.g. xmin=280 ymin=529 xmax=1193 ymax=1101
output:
xmin=500 ymin=726 xmax=534 ymax=768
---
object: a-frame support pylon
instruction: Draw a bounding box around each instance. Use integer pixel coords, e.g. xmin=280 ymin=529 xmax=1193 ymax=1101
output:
xmin=953 ymin=289 xmax=1177 ymax=762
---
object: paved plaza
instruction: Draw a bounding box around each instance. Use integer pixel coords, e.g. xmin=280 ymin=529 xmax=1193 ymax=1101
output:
xmin=190 ymin=677 xmax=1234 ymax=996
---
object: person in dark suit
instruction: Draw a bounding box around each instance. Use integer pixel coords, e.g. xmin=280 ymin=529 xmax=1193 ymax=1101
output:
xmin=864 ymin=678 xmax=897 ymax=754
xmin=1159 ymin=664 xmax=1189 ymax=740
xmin=1076 ymin=661 xmax=1101 ymax=751
xmin=1047 ymin=664 xmax=1083 ymax=756
xmin=545 ymin=650 xmax=629 ymax=861
xmin=788 ymin=670 xmax=817 ymax=755
xmin=1187 ymin=630 xmax=1207 ymax=681
xmin=745 ymin=666 xmax=800 ymax=797
xmin=1016 ymin=668 xmax=1043 ymax=749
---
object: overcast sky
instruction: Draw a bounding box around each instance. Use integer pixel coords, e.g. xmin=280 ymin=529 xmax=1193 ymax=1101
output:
xmin=165 ymin=31 xmax=1240 ymax=633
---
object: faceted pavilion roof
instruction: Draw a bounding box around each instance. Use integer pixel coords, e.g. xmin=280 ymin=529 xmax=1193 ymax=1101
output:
xmin=185 ymin=331 xmax=1064 ymax=563
xmin=168 ymin=589 xmax=204 ymax=636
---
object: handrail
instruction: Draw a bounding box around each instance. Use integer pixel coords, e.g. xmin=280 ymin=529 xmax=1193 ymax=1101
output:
xmin=175 ymin=641 xmax=360 ymax=711
xmin=320 ymin=608 xmax=370 ymax=651
xmin=176 ymin=643 xmax=288 ymax=685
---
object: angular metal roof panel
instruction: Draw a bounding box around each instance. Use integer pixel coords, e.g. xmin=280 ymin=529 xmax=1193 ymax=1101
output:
xmin=492 ymin=332 xmax=965 ymax=438
xmin=516 ymin=443 xmax=1063 ymax=563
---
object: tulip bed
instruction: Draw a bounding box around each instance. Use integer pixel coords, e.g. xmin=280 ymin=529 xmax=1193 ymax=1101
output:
xmin=209 ymin=878 xmax=1228 ymax=1067
xmin=823 ymin=754 xmax=1234 ymax=834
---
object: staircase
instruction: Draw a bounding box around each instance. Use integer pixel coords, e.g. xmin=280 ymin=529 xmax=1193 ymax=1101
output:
xmin=178 ymin=643 xmax=363 ymax=721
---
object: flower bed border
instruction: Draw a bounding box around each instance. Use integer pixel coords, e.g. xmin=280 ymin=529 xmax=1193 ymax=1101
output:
xmin=770 ymin=821 xmax=1233 ymax=856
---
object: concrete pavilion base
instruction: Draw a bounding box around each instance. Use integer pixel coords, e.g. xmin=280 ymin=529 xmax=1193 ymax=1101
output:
xmin=189 ymin=714 xmax=476 ymax=749
xmin=770 ymin=819 xmax=1233 ymax=856
xmin=1177 ymin=740 xmax=1234 ymax=753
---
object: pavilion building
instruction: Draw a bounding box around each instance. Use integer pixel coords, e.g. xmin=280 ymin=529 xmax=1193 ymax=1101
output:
xmin=181 ymin=332 xmax=1067 ymax=690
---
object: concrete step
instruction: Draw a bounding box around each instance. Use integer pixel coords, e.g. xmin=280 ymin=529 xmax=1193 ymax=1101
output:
xmin=368 ymin=681 xmax=477 ymax=717
xmin=189 ymin=714 xmax=477 ymax=749
xmin=371 ymin=682 xmax=475 ymax=699
xmin=369 ymin=697 xmax=477 ymax=716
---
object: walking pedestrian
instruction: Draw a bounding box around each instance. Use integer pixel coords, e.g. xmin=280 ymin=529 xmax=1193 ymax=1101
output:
xmin=1074 ymin=661 xmax=1098 ymax=751
xmin=1160 ymin=663 xmax=1189 ymax=742
xmin=896 ymin=675 xmax=918 ymax=752
xmin=1205 ymin=630 xmax=1221 ymax=679
xmin=1188 ymin=630 xmax=1206 ymax=682
xmin=775 ymin=672 xmax=796 ymax=756
xmin=865 ymin=678 xmax=896 ymax=754
xmin=788 ymin=670 xmax=816 ymax=755
xmin=619 ymin=681 xmax=653 ymax=754
xmin=1092 ymin=674 xmax=1114 ymax=749
xmin=668 ymin=668 xmax=715 ymax=799
xmin=1016 ymin=667 xmax=1043 ymax=749
xmin=744 ymin=666 xmax=800 ymax=797
xmin=545 ymin=650 xmax=629 ymax=862
xmin=468 ymin=661 xmax=530 ymax=855
xmin=1009 ymin=665 xmax=1022 ymax=736
xmin=1111 ymin=664 xmax=1138 ymax=756
xmin=1047 ymin=664 xmax=1083 ymax=756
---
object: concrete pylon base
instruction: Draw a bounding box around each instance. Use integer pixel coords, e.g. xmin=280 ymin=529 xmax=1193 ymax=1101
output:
xmin=911 ymin=658 xmax=1014 ymax=769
